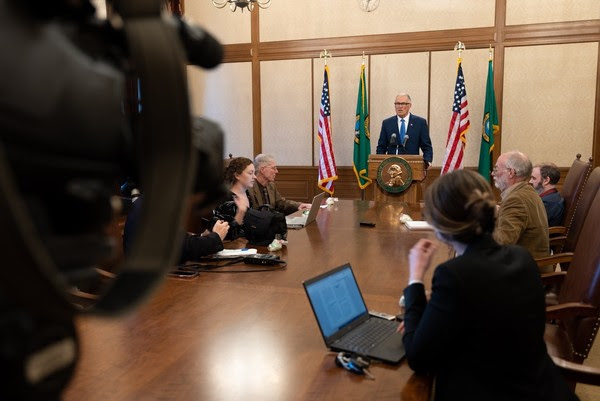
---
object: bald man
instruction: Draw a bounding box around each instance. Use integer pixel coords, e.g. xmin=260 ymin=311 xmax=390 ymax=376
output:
xmin=492 ymin=151 xmax=550 ymax=272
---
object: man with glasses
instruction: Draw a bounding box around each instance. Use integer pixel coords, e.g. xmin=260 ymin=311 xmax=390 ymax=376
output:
xmin=376 ymin=93 xmax=433 ymax=168
xmin=492 ymin=151 xmax=550 ymax=272
xmin=248 ymin=154 xmax=311 ymax=215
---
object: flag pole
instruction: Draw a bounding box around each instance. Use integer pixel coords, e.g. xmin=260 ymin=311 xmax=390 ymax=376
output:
xmin=478 ymin=44 xmax=498 ymax=182
xmin=454 ymin=41 xmax=466 ymax=63
xmin=317 ymin=49 xmax=338 ymax=196
xmin=441 ymin=41 xmax=470 ymax=175
xmin=361 ymin=50 xmax=365 ymax=200
xmin=354 ymin=50 xmax=372 ymax=197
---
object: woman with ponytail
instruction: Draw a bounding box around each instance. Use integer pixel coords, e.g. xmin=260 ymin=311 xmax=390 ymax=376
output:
xmin=400 ymin=169 xmax=577 ymax=401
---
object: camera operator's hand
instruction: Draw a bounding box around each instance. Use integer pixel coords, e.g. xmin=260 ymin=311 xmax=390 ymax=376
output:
xmin=212 ymin=220 xmax=229 ymax=242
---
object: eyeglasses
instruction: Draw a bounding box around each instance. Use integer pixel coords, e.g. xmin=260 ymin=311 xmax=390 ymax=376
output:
xmin=394 ymin=102 xmax=411 ymax=106
xmin=265 ymin=165 xmax=278 ymax=171
xmin=492 ymin=165 xmax=512 ymax=174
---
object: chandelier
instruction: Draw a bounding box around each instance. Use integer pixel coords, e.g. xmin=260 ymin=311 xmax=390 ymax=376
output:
xmin=212 ymin=0 xmax=271 ymax=12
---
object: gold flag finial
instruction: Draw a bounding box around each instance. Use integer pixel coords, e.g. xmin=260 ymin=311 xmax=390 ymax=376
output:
xmin=454 ymin=41 xmax=466 ymax=60
xmin=320 ymin=49 xmax=332 ymax=65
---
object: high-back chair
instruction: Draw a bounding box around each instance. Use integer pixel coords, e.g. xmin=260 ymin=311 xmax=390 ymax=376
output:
xmin=538 ymin=167 xmax=600 ymax=273
xmin=559 ymin=167 xmax=600 ymax=256
xmin=544 ymin=179 xmax=600 ymax=365
xmin=551 ymin=355 xmax=600 ymax=387
xmin=554 ymin=154 xmax=593 ymax=240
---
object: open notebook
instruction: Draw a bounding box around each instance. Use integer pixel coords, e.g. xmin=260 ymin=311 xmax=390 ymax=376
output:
xmin=303 ymin=263 xmax=405 ymax=363
xmin=285 ymin=192 xmax=326 ymax=229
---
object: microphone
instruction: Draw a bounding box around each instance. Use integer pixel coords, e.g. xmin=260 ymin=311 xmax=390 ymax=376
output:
xmin=390 ymin=133 xmax=397 ymax=146
xmin=402 ymin=135 xmax=409 ymax=148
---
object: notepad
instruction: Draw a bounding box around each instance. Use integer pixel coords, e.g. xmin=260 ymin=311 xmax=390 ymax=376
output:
xmin=404 ymin=220 xmax=433 ymax=230
xmin=215 ymin=248 xmax=257 ymax=258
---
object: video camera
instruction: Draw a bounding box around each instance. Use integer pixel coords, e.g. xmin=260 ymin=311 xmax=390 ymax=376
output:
xmin=0 ymin=0 xmax=225 ymax=399
xmin=210 ymin=200 xmax=245 ymax=240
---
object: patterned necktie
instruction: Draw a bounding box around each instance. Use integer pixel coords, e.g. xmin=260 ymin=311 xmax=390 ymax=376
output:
xmin=400 ymin=118 xmax=406 ymax=146
xmin=262 ymin=186 xmax=270 ymax=205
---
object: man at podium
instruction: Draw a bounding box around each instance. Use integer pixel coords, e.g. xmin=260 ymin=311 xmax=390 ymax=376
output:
xmin=376 ymin=93 xmax=433 ymax=168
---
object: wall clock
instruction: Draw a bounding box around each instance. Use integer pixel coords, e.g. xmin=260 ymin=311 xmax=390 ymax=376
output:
xmin=358 ymin=0 xmax=380 ymax=12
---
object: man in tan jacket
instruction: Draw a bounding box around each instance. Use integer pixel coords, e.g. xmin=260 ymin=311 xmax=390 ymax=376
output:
xmin=248 ymin=154 xmax=311 ymax=215
xmin=492 ymin=151 xmax=551 ymax=272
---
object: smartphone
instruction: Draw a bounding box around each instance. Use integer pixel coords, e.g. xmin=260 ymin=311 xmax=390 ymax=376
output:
xmin=167 ymin=269 xmax=199 ymax=278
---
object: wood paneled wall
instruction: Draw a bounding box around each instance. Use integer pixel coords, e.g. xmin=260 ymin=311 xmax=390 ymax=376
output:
xmin=276 ymin=165 xmax=572 ymax=204
xmin=184 ymin=1 xmax=599 ymax=203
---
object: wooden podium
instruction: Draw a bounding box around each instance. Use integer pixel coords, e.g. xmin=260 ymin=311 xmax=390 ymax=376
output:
xmin=366 ymin=154 xmax=427 ymax=203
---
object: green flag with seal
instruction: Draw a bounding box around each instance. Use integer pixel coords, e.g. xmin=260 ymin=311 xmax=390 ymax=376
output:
xmin=478 ymin=57 xmax=499 ymax=181
xmin=353 ymin=63 xmax=372 ymax=189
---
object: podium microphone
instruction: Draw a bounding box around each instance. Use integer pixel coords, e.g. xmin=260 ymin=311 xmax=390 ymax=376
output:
xmin=390 ymin=133 xmax=398 ymax=155
xmin=402 ymin=135 xmax=409 ymax=148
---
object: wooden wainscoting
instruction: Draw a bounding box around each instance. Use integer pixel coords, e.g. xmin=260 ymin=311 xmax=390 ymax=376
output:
xmin=276 ymin=165 xmax=571 ymax=204
xmin=275 ymin=166 xmax=361 ymax=202
xmin=276 ymin=166 xmax=441 ymax=203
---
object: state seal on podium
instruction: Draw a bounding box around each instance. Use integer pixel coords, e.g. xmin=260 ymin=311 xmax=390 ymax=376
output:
xmin=376 ymin=157 xmax=413 ymax=194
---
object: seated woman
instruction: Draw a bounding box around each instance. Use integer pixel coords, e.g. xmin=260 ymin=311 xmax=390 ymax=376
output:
xmin=222 ymin=156 xmax=256 ymax=225
xmin=401 ymin=169 xmax=577 ymax=401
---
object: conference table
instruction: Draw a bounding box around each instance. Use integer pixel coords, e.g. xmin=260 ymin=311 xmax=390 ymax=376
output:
xmin=63 ymin=200 xmax=454 ymax=401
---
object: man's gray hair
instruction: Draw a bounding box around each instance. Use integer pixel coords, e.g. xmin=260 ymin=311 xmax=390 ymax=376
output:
xmin=504 ymin=151 xmax=532 ymax=180
xmin=397 ymin=93 xmax=412 ymax=102
xmin=254 ymin=153 xmax=276 ymax=169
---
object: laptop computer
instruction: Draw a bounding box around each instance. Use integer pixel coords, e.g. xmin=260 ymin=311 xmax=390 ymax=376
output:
xmin=286 ymin=192 xmax=326 ymax=229
xmin=303 ymin=263 xmax=405 ymax=364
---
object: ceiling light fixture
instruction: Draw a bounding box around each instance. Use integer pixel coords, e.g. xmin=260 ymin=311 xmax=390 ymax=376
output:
xmin=212 ymin=0 xmax=271 ymax=12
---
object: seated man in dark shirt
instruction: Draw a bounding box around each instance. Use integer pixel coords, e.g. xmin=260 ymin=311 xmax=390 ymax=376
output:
xmin=123 ymin=194 xmax=229 ymax=264
xmin=530 ymin=163 xmax=565 ymax=227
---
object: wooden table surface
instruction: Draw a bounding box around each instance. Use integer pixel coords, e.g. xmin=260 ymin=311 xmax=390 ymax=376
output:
xmin=63 ymin=200 xmax=453 ymax=401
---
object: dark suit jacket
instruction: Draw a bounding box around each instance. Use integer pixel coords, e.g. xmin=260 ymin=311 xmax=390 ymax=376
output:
xmin=123 ymin=196 xmax=223 ymax=264
xmin=248 ymin=181 xmax=300 ymax=216
xmin=402 ymin=235 xmax=578 ymax=401
xmin=375 ymin=114 xmax=433 ymax=163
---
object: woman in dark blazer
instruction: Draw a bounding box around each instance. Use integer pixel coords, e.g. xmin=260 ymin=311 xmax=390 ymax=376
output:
xmin=401 ymin=169 xmax=577 ymax=401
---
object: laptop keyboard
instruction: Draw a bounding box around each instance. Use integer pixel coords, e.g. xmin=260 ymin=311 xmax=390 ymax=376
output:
xmin=335 ymin=318 xmax=397 ymax=355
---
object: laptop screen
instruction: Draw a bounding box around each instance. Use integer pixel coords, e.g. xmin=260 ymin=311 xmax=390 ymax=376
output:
xmin=303 ymin=264 xmax=368 ymax=339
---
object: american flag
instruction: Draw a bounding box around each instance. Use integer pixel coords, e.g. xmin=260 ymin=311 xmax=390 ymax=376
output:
xmin=317 ymin=65 xmax=338 ymax=195
xmin=441 ymin=61 xmax=470 ymax=175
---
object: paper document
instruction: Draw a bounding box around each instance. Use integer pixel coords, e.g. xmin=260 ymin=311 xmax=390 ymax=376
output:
xmin=404 ymin=221 xmax=433 ymax=231
xmin=215 ymin=248 xmax=257 ymax=258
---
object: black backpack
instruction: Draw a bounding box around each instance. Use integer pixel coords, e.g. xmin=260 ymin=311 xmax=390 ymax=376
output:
xmin=243 ymin=205 xmax=287 ymax=246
